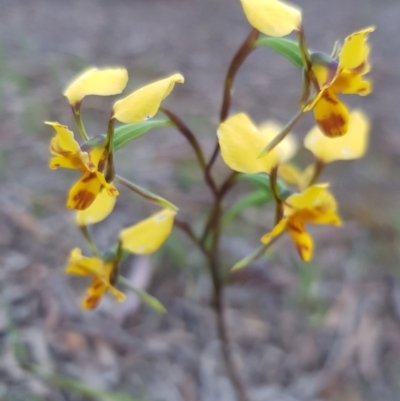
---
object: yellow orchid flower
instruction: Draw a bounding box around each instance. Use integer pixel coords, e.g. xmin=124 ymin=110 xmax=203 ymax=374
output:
xmin=66 ymin=208 xmax=176 ymax=309
xmin=113 ymin=73 xmax=184 ymax=124
xmin=306 ymin=27 xmax=374 ymax=137
xmin=217 ymin=113 xmax=297 ymax=174
xmin=239 ymin=0 xmax=302 ymax=37
xmin=261 ymin=185 xmax=342 ymax=261
xmin=47 ymin=122 xmax=118 ymax=210
xmin=304 ymin=109 xmax=370 ymax=163
xmin=64 ymin=67 xmax=128 ymax=106
xmin=66 ymin=248 xmax=126 ymax=309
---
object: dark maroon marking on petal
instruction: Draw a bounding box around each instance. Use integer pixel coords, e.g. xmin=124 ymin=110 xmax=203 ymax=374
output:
xmin=73 ymin=190 xmax=96 ymax=210
xmin=323 ymin=93 xmax=339 ymax=105
xmin=318 ymin=113 xmax=346 ymax=138
xmin=81 ymin=173 xmax=97 ymax=183
xmin=85 ymin=295 xmax=100 ymax=309
xmin=351 ymin=61 xmax=366 ymax=75
xmin=288 ymin=222 xmax=303 ymax=234
xmin=92 ymin=281 xmax=104 ymax=290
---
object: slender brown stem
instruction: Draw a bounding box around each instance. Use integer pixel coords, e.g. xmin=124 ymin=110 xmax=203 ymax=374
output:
xmin=219 ymin=28 xmax=259 ymax=123
xmin=207 ymin=254 xmax=250 ymax=401
xmin=308 ymin=158 xmax=325 ymax=186
xmin=205 ymin=28 xmax=260 ymax=179
xmin=200 ymin=171 xmax=238 ymax=246
xmin=161 ymin=107 xmax=218 ymax=196
xmin=270 ymin=166 xmax=283 ymax=224
xmin=174 ymin=218 xmax=208 ymax=257
xmin=79 ymin=225 xmax=99 ymax=256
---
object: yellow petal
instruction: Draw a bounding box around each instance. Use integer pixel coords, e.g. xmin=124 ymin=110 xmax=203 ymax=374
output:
xmin=287 ymin=217 xmax=314 ymax=261
xmin=65 ymin=248 xmax=103 ymax=276
xmin=63 ymin=67 xmax=128 ymax=105
xmin=113 ymin=74 xmax=184 ymax=124
xmin=119 ymin=209 xmax=176 ymax=254
xmin=279 ymin=163 xmax=314 ymax=190
xmin=332 ymin=71 xmax=372 ymax=96
xmin=283 ymin=184 xmax=332 ymax=216
xmin=261 ymin=217 xmax=288 ymax=244
xmin=304 ymin=109 xmax=370 ymax=163
xmin=339 ymin=27 xmax=375 ymax=73
xmin=76 ymin=189 xmax=116 ymax=226
xmin=278 ymin=163 xmax=302 ymax=186
xmin=95 ymin=172 xmax=119 ymax=197
xmin=313 ymin=91 xmax=349 ymax=137
xmin=239 ymin=0 xmax=302 ymax=37
xmin=311 ymin=60 xmax=339 ymax=91
xmin=67 ymin=172 xmax=102 ymax=210
xmin=218 ymin=114 xmax=295 ymax=174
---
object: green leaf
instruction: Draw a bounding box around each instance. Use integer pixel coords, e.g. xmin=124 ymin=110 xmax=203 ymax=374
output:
xmin=224 ymin=190 xmax=272 ymax=224
xmin=113 ymin=118 xmax=172 ymax=151
xmin=29 ymin=365 xmax=142 ymax=401
xmin=115 ymin=175 xmax=178 ymax=211
xmin=255 ymin=37 xmax=303 ymax=69
xmin=231 ymin=243 xmax=271 ymax=271
xmin=239 ymin=173 xmax=291 ymax=199
xmin=118 ymin=276 xmax=167 ymax=314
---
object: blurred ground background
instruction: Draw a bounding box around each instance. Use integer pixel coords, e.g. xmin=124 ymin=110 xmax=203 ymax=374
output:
xmin=1 ymin=0 xmax=400 ymax=400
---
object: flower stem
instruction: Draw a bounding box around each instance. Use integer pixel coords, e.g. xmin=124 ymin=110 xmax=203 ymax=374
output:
xmin=308 ymin=158 xmax=325 ymax=186
xmin=160 ymin=107 xmax=218 ymax=196
xmin=270 ymin=166 xmax=283 ymax=224
xmin=72 ymin=105 xmax=89 ymax=141
xmin=78 ymin=225 xmax=99 ymax=256
xmin=206 ymin=28 xmax=260 ymax=179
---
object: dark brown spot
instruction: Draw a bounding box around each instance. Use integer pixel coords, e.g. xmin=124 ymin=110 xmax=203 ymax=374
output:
xmin=92 ymin=281 xmax=103 ymax=290
xmin=73 ymin=190 xmax=96 ymax=210
xmin=323 ymin=93 xmax=339 ymax=105
xmin=85 ymin=295 xmax=100 ymax=309
xmin=288 ymin=223 xmax=303 ymax=234
xmin=82 ymin=172 xmax=97 ymax=183
xmin=318 ymin=113 xmax=346 ymax=138
xmin=351 ymin=61 xmax=366 ymax=75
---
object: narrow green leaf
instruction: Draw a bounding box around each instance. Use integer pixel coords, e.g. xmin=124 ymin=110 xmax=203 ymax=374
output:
xmin=115 ymin=175 xmax=178 ymax=211
xmin=29 ymin=364 xmax=141 ymax=401
xmin=118 ymin=276 xmax=167 ymax=314
xmin=113 ymin=118 xmax=172 ymax=151
xmin=231 ymin=243 xmax=271 ymax=271
xmin=255 ymin=37 xmax=304 ymax=69
xmin=224 ymin=190 xmax=272 ymax=224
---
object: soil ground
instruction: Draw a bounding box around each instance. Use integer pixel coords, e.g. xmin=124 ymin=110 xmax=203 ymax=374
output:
xmin=1 ymin=0 xmax=400 ymax=400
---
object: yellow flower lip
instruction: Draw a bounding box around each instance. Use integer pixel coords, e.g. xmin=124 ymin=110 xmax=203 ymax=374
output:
xmin=304 ymin=109 xmax=370 ymax=163
xmin=63 ymin=67 xmax=128 ymax=106
xmin=239 ymin=0 xmax=302 ymax=37
xmin=112 ymin=73 xmax=185 ymax=124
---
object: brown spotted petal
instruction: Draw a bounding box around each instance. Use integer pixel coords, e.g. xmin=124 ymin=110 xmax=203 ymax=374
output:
xmin=313 ymin=91 xmax=349 ymax=137
xmin=67 ymin=172 xmax=102 ymax=210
